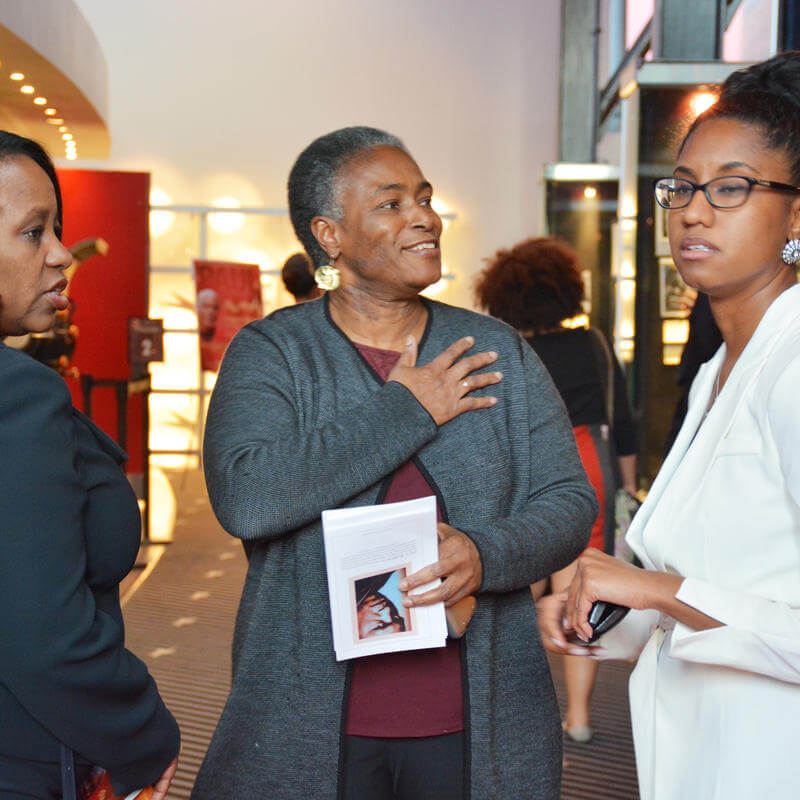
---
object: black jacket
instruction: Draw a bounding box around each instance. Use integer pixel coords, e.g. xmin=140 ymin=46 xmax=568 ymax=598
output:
xmin=0 ymin=343 xmax=179 ymax=794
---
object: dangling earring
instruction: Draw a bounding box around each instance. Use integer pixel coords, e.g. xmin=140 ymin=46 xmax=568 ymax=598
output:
xmin=314 ymin=258 xmax=341 ymax=291
xmin=781 ymin=238 xmax=800 ymax=265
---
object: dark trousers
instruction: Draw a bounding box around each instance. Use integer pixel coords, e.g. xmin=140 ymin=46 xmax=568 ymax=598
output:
xmin=341 ymin=733 xmax=465 ymax=800
xmin=0 ymin=753 xmax=91 ymax=800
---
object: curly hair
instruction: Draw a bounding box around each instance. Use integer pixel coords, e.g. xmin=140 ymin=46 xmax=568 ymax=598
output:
xmin=475 ymin=237 xmax=585 ymax=331
xmin=287 ymin=126 xmax=406 ymax=266
xmin=681 ymin=50 xmax=800 ymax=182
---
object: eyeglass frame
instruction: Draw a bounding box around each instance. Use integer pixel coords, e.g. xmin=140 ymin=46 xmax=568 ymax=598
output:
xmin=652 ymin=176 xmax=800 ymax=210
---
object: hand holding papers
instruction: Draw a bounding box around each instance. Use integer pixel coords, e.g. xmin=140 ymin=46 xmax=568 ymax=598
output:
xmin=322 ymin=496 xmax=447 ymax=661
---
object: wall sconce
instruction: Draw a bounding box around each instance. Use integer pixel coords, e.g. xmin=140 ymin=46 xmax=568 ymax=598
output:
xmin=209 ymin=197 xmax=245 ymax=235
xmin=689 ymin=90 xmax=717 ymax=118
xmin=149 ymin=188 xmax=176 ymax=238
xmin=662 ymin=318 xmax=690 ymax=365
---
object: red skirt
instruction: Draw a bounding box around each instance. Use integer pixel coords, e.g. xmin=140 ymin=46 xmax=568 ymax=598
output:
xmin=573 ymin=424 xmax=614 ymax=552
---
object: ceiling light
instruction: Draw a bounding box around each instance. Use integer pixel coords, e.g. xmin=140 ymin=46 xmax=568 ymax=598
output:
xmin=33 ymin=97 xmax=46 ymax=105
xmin=58 ymin=125 xmax=68 ymax=132
xmin=66 ymin=152 xmax=77 ymax=161
xmin=44 ymin=108 xmax=56 ymax=115
xmin=20 ymin=85 xmax=34 ymax=94
xmin=9 ymin=72 xmax=23 ymax=81
xmin=583 ymin=186 xmax=597 ymax=200
xmin=65 ymin=143 xmax=77 ymax=151
xmin=689 ymin=91 xmax=717 ymax=117
xmin=62 ymin=133 xmax=73 ymax=141
xmin=47 ymin=118 xmax=63 ymax=125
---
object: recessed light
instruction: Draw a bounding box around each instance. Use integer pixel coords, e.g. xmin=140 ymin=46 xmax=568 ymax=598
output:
xmin=20 ymin=85 xmax=34 ymax=94
xmin=47 ymin=118 xmax=63 ymax=125
xmin=44 ymin=108 xmax=56 ymax=115
xmin=9 ymin=72 xmax=24 ymax=81
xmin=61 ymin=133 xmax=73 ymax=141
xmin=33 ymin=97 xmax=46 ymax=105
xmin=58 ymin=125 xmax=68 ymax=132
xmin=66 ymin=152 xmax=77 ymax=161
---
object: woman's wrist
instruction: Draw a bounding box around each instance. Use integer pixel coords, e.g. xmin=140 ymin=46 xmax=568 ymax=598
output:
xmin=644 ymin=571 xmax=683 ymax=615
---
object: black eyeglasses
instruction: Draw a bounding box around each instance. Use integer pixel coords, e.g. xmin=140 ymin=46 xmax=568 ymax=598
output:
xmin=653 ymin=176 xmax=800 ymax=210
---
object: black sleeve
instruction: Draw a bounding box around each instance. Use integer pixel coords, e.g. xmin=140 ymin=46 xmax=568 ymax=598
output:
xmin=611 ymin=353 xmax=638 ymax=455
xmin=0 ymin=355 xmax=179 ymax=793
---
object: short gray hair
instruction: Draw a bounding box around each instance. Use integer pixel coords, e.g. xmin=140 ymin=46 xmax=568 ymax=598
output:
xmin=287 ymin=126 xmax=407 ymax=266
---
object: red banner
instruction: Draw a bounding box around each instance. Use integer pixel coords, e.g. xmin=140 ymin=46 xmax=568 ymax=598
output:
xmin=193 ymin=260 xmax=263 ymax=372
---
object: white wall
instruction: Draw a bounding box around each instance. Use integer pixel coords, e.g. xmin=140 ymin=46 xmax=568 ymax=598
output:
xmin=73 ymin=0 xmax=561 ymax=309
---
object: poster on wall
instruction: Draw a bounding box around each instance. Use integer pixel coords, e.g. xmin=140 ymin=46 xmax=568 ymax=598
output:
xmin=193 ymin=260 xmax=263 ymax=372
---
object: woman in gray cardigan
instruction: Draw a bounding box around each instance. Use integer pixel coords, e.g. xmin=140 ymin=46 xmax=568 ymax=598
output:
xmin=192 ymin=127 xmax=597 ymax=800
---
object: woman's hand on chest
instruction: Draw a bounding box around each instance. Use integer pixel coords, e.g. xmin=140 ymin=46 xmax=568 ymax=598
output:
xmin=387 ymin=335 xmax=502 ymax=426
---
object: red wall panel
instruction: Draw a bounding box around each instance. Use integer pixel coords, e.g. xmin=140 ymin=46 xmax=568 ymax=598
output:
xmin=57 ymin=168 xmax=150 ymax=475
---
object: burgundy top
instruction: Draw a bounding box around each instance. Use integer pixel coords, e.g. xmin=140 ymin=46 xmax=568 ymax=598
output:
xmin=345 ymin=343 xmax=464 ymax=738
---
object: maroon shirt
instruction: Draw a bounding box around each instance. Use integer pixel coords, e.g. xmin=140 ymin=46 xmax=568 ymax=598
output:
xmin=345 ymin=343 xmax=463 ymax=738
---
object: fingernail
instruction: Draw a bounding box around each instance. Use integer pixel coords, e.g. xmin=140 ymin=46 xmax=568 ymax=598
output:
xmin=569 ymin=648 xmax=590 ymax=656
xmin=465 ymin=336 xmax=474 ymax=344
xmin=488 ymin=397 xmax=497 ymax=405
xmin=494 ymin=371 xmax=502 ymax=379
xmin=398 ymin=580 xmax=408 ymax=590
xmin=550 ymin=636 xmax=566 ymax=648
xmin=489 ymin=351 xmax=497 ymax=358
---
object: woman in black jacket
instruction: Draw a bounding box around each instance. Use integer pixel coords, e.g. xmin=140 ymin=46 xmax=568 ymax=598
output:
xmin=0 ymin=131 xmax=179 ymax=799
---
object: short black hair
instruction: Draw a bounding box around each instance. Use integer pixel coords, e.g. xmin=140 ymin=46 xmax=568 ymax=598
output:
xmin=287 ymin=126 xmax=406 ymax=265
xmin=0 ymin=130 xmax=62 ymax=237
xmin=281 ymin=252 xmax=315 ymax=299
xmin=681 ymin=51 xmax=800 ymax=183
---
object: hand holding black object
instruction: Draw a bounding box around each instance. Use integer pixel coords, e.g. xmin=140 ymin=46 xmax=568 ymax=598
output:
xmin=585 ymin=600 xmax=630 ymax=644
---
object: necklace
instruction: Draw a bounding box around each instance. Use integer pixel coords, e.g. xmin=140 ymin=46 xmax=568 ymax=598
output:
xmin=702 ymin=369 xmax=722 ymax=423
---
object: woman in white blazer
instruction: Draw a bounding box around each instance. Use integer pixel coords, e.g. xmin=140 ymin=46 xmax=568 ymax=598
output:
xmin=538 ymin=51 xmax=800 ymax=800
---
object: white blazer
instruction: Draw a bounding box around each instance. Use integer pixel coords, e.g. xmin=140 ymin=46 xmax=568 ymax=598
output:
xmin=602 ymin=284 xmax=800 ymax=800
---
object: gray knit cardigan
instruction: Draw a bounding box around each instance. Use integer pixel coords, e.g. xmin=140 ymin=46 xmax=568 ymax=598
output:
xmin=191 ymin=296 xmax=597 ymax=800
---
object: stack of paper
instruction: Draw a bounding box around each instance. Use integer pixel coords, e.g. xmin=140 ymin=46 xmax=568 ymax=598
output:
xmin=322 ymin=496 xmax=447 ymax=661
